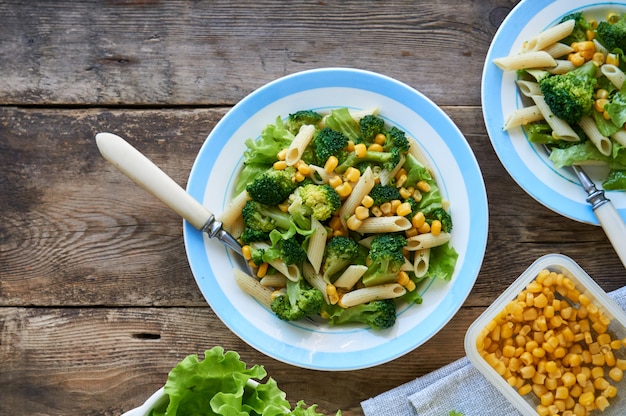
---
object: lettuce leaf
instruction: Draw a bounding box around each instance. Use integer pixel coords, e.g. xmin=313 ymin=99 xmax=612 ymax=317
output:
xmin=151 ymin=347 xmax=340 ymax=416
xmin=603 ymin=169 xmax=626 ymax=190
xmin=548 ymin=141 xmax=610 ymax=168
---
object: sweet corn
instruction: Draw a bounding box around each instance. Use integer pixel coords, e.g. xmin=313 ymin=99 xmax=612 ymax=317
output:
xmin=346 ymin=214 xmax=362 ymax=231
xmin=396 ymin=202 xmax=412 ymax=217
xmin=277 ymin=149 xmax=287 ymax=160
xmin=368 ymin=143 xmax=383 ymax=152
xmin=431 ymin=219 xmax=442 ymax=236
xmin=257 ymin=262 xmax=268 ymax=278
xmin=606 ymin=53 xmax=619 ymax=66
xmin=326 ymin=284 xmax=339 ymax=305
xmin=568 ymin=52 xmax=585 ymax=67
xmin=354 ymin=143 xmax=367 ymax=158
xmin=328 ymin=175 xmax=343 ymax=188
xmin=361 ymin=195 xmax=374 ymax=208
xmin=242 ymin=245 xmax=252 ymax=260
xmin=325 ymin=156 xmax=339 ymax=173
xmin=345 ymin=166 xmax=360 ymax=183
xmin=397 ymin=271 xmax=410 ymax=286
xmin=374 ymin=133 xmax=386 ymax=145
xmin=396 ymin=173 xmax=408 ymax=188
xmin=416 ymin=180 xmax=431 ymax=193
xmin=335 ymin=182 xmax=352 ymax=197
xmin=355 ymin=206 xmax=369 ymax=220
xmin=273 ymin=160 xmax=288 ymax=170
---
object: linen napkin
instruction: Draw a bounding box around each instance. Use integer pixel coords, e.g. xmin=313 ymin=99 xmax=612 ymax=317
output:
xmin=361 ymin=285 xmax=626 ymax=416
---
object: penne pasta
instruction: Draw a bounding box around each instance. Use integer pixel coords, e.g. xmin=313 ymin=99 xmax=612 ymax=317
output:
xmin=541 ymin=42 xmax=574 ymax=59
xmin=516 ymin=80 xmax=542 ymax=97
xmin=339 ymin=166 xmax=375 ymax=227
xmin=251 ymin=242 xmax=300 ymax=281
xmin=601 ymin=64 xmax=626 ymax=90
xmin=302 ymin=263 xmax=331 ymax=304
xmin=531 ymin=95 xmax=580 ymax=141
xmin=503 ymin=105 xmax=544 ymax=130
xmin=260 ymin=274 xmax=287 ymax=288
xmin=233 ymin=269 xmax=274 ymax=309
xmin=546 ymin=60 xmax=576 ymax=75
xmin=333 ymin=265 xmax=368 ymax=290
xmin=611 ymin=130 xmax=626 ymax=148
xmin=524 ymin=19 xmax=575 ymax=52
xmin=357 ymin=216 xmax=412 ymax=234
xmin=578 ymin=116 xmax=612 ymax=156
xmin=413 ymin=248 xmax=430 ymax=278
xmin=339 ymin=283 xmax=405 ymax=308
xmin=307 ymin=218 xmax=327 ymax=273
xmin=286 ymin=124 xmax=316 ymax=166
xmin=406 ymin=232 xmax=452 ymax=251
xmin=218 ymin=189 xmax=251 ymax=231
xmin=493 ymin=51 xmax=557 ymax=71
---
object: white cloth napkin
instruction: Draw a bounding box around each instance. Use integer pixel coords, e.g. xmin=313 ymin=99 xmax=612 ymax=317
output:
xmin=361 ymin=285 xmax=626 ymax=416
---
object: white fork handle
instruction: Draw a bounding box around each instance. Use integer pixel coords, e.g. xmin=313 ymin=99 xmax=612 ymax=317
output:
xmin=594 ymin=201 xmax=626 ymax=270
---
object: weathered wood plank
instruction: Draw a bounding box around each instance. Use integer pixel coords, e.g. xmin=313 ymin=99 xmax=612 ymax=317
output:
xmin=0 ymin=0 xmax=519 ymax=107
xmin=0 ymin=306 xmax=482 ymax=415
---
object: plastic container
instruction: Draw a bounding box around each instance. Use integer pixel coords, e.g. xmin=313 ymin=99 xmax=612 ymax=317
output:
xmin=465 ymin=254 xmax=626 ymax=415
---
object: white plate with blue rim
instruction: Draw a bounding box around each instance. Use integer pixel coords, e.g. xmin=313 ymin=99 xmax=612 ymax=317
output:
xmin=482 ymin=0 xmax=626 ymax=225
xmin=183 ymin=68 xmax=488 ymax=370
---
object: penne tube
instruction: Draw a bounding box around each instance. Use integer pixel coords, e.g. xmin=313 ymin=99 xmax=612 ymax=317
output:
xmin=493 ymin=51 xmax=557 ymax=71
xmin=378 ymin=153 xmax=405 ymax=186
xmin=611 ymin=130 xmax=626 ymax=147
xmin=503 ymin=105 xmax=544 ymax=130
xmin=339 ymin=166 xmax=375 ymax=227
xmin=286 ymin=124 xmax=316 ymax=166
xmin=218 ymin=189 xmax=251 ymax=231
xmin=406 ymin=232 xmax=452 ymax=251
xmin=233 ymin=269 xmax=274 ymax=309
xmin=524 ymin=19 xmax=575 ymax=52
xmin=531 ymin=95 xmax=580 ymax=141
xmin=578 ymin=116 xmax=612 ymax=156
xmin=546 ymin=60 xmax=576 ymax=75
xmin=593 ymin=39 xmax=608 ymax=56
xmin=307 ymin=218 xmax=328 ymax=273
xmin=339 ymin=283 xmax=405 ymax=308
xmin=413 ymin=248 xmax=430 ymax=278
xmin=601 ymin=64 xmax=625 ymax=90
xmin=260 ymin=274 xmax=287 ymax=288
xmin=357 ymin=216 xmax=412 ymax=234
xmin=251 ymin=242 xmax=300 ymax=281
xmin=333 ymin=265 xmax=368 ymax=290
xmin=302 ymin=262 xmax=331 ymax=304
xmin=516 ymin=80 xmax=541 ymax=97
xmin=408 ymin=138 xmax=434 ymax=172
xmin=541 ymin=42 xmax=573 ymax=58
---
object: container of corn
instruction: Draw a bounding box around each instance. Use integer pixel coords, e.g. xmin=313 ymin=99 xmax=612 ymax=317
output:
xmin=465 ymin=254 xmax=626 ymax=416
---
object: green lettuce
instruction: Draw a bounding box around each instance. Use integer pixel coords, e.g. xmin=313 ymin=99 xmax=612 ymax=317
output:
xmin=151 ymin=347 xmax=340 ymax=416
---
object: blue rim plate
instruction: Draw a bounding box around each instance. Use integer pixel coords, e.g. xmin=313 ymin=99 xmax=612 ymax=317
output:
xmin=183 ymin=68 xmax=488 ymax=371
xmin=482 ymin=0 xmax=626 ymax=225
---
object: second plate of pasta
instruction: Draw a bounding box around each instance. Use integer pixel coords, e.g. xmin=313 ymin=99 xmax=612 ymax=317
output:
xmin=482 ymin=0 xmax=626 ymax=225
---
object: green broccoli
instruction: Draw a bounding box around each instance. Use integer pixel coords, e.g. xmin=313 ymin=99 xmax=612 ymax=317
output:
xmin=287 ymin=183 xmax=341 ymax=229
xmin=384 ymin=126 xmax=410 ymax=153
xmin=596 ymin=13 xmax=626 ymax=52
xmin=321 ymin=236 xmax=361 ymax=280
xmin=241 ymin=200 xmax=293 ymax=244
xmin=359 ymin=114 xmax=386 ymax=142
xmin=276 ymin=236 xmax=307 ymax=266
xmin=271 ymin=277 xmax=324 ymax=321
xmin=362 ymin=234 xmax=407 ymax=287
xmin=285 ymin=110 xmax=323 ymax=135
xmin=246 ymin=166 xmax=298 ymax=206
xmin=428 ymin=207 xmax=453 ymax=233
xmin=560 ymin=12 xmax=593 ymax=46
xmin=322 ymin=299 xmax=397 ymax=330
xmin=313 ymin=127 xmax=350 ymax=165
xmin=538 ymin=60 xmax=598 ymax=125
xmin=368 ymin=184 xmax=402 ymax=206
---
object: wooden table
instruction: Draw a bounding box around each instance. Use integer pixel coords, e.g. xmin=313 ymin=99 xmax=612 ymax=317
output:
xmin=2 ymin=1 xmax=625 ymax=414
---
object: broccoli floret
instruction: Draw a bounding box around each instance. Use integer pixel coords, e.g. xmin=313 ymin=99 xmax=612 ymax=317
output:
xmin=241 ymin=200 xmax=292 ymax=244
xmin=289 ymin=184 xmax=341 ymax=222
xmin=321 ymin=236 xmax=360 ymax=280
xmin=313 ymin=127 xmax=349 ymax=164
xmin=384 ymin=126 xmax=410 ymax=153
xmin=249 ymin=246 xmax=266 ymax=267
xmin=596 ymin=13 xmax=626 ymax=52
xmin=539 ymin=60 xmax=597 ymax=125
xmin=277 ymin=237 xmax=307 ymax=266
xmin=359 ymin=114 xmax=386 ymax=142
xmin=285 ymin=110 xmax=323 ymax=135
xmin=271 ymin=278 xmax=324 ymax=321
xmin=362 ymin=234 xmax=407 ymax=287
xmin=369 ymin=184 xmax=402 ymax=206
xmin=560 ymin=13 xmax=593 ymax=46
xmin=246 ymin=166 xmax=298 ymax=206
xmin=428 ymin=207 xmax=453 ymax=233
xmin=323 ymin=299 xmax=397 ymax=330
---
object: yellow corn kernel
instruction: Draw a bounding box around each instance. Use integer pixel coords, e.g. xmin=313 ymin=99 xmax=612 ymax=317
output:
xmin=399 ymin=187 xmax=412 ymax=199
xmin=416 ymin=180 xmax=431 ymax=193
xmin=574 ymin=41 xmax=595 ymax=51
xmin=587 ymin=29 xmax=596 ymax=40
xmin=374 ymin=133 xmax=387 ymax=145
xmin=277 ymin=149 xmax=287 ymax=160
xmin=380 ymin=202 xmax=392 ymax=215
xmin=412 ymin=189 xmax=423 ymax=202
xmin=412 ymin=212 xmax=425 ymax=228
xmin=595 ymin=98 xmax=609 ymax=113
xmin=368 ymin=143 xmax=383 ymax=152
xmin=404 ymin=280 xmax=416 ymax=292
xmin=335 ymin=182 xmax=352 ymax=197
xmin=568 ymin=52 xmax=585 ymax=67
xmin=354 ymin=143 xmax=367 ymax=158
xmin=390 ymin=199 xmax=401 ymax=213
xmin=606 ymin=53 xmax=619 ymax=66
xmin=417 ymin=222 xmax=431 ymax=234
xmin=396 ymin=202 xmax=412 ymax=217
xmin=344 ymin=167 xmax=360 ymax=183
xmin=371 ymin=206 xmax=383 ymax=217
xmin=328 ymin=175 xmax=343 ymax=188
xmin=518 ymin=384 xmax=532 ymax=396
xmin=325 ymin=156 xmax=339 ymax=173
xmin=592 ymin=51 xmax=605 ymax=66
xmin=361 ymin=195 xmax=374 ymax=208
xmin=326 ymin=284 xmax=339 ymax=305
xmin=355 ymin=206 xmax=369 ymax=220
xmin=608 ymin=12 xmax=619 ymax=24
xmin=273 ymin=160 xmax=288 ymax=170
xmin=397 ymin=271 xmax=410 ymax=286
xmin=271 ymin=290 xmax=283 ymax=301
xmin=294 ymin=171 xmax=306 ymax=182
xmin=578 ymin=391 xmax=595 ymax=406
xmin=296 ymin=161 xmax=310 ymax=175
xmin=596 ymin=395 xmax=610 ymax=411
xmin=257 ymin=262 xmax=269 ymax=278
xmin=346 ymin=214 xmax=362 ymax=231
xmin=346 ymin=140 xmax=355 ymax=152
xmin=242 ymin=245 xmax=252 ymax=260
xmin=405 ymin=227 xmax=418 ymax=238
xmin=431 ymin=219 xmax=442 ymax=236
xmin=604 ymin=385 xmax=618 ymax=398
xmin=396 ymin=173 xmax=408 ymax=188
xmin=609 ymin=367 xmax=623 ymax=382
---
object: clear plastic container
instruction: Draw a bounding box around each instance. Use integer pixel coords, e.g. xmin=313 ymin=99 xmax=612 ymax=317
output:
xmin=465 ymin=254 xmax=626 ymax=416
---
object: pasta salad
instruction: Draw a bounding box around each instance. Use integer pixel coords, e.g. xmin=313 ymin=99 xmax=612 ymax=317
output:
xmin=220 ymin=107 xmax=457 ymax=329
xmin=494 ymin=11 xmax=626 ymax=191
